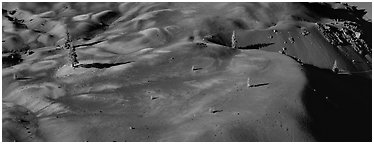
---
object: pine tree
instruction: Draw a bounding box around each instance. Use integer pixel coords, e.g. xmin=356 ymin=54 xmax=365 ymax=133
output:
xmin=231 ymin=30 xmax=238 ymax=49
xmin=65 ymin=29 xmax=79 ymax=68
xmin=332 ymin=60 xmax=339 ymax=73
xmin=13 ymin=73 xmax=18 ymax=80
xmin=247 ymin=77 xmax=251 ymax=87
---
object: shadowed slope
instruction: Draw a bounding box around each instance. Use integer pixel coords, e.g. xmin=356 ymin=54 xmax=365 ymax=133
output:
xmin=301 ymin=64 xmax=371 ymax=141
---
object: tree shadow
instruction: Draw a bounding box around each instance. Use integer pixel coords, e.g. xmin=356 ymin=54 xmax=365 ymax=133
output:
xmin=248 ymin=83 xmax=270 ymax=87
xmin=301 ymin=64 xmax=371 ymax=141
xmin=15 ymin=77 xmax=32 ymax=81
xmin=78 ymin=61 xmax=134 ymax=69
xmin=238 ymin=43 xmax=275 ymax=50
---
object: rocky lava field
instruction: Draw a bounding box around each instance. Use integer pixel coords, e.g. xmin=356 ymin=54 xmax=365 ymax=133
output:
xmin=2 ymin=2 xmax=372 ymax=142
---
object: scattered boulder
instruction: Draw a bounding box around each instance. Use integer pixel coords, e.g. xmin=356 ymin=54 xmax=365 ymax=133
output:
xmin=196 ymin=42 xmax=207 ymax=48
xmin=301 ymin=28 xmax=310 ymax=36
xmin=288 ymin=37 xmax=295 ymax=43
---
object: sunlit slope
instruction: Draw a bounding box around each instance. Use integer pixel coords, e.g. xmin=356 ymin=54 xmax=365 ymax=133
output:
xmin=3 ymin=42 xmax=314 ymax=141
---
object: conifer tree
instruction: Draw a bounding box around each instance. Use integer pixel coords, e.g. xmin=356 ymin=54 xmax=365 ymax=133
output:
xmin=231 ymin=30 xmax=238 ymax=49
xmin=65 ymin=29 xmax=79 ymax=68
xmin=247 ymin=77 xmax=251 ymax=87
xmin=332 ymin=60 xmax=339 ymax=73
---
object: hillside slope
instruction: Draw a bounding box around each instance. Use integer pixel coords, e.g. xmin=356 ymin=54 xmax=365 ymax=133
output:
xmin=2 ymin=2 xmax=372 ymax=142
